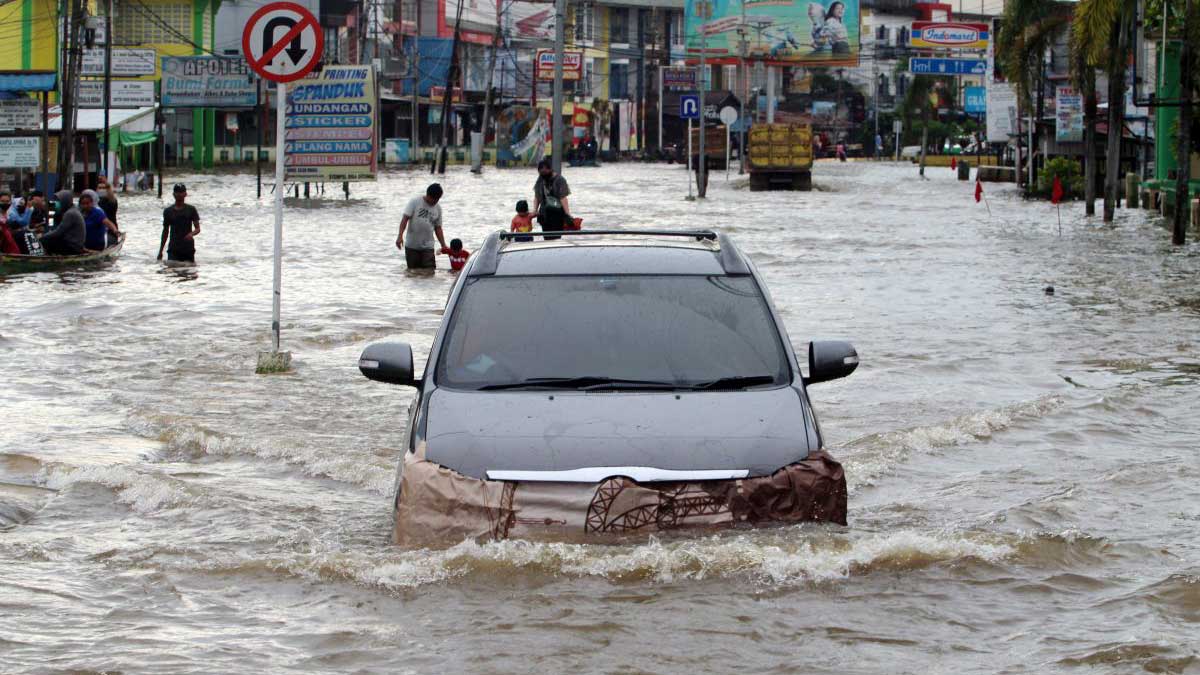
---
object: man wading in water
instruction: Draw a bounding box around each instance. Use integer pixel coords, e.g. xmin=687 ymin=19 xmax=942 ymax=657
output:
xmin=396 ymin=183 xmax=449 ymax=270
xmin=158 ymin=183 xmax=201 ymax=263
xmin=533 ymin=158 xmax=571 ymax=239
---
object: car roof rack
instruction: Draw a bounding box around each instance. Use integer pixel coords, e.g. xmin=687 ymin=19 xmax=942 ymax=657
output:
xmin=497 ymin=229 xmax=717 ymax=241
xmin=469 ymin=229 xmax=750 ymax=277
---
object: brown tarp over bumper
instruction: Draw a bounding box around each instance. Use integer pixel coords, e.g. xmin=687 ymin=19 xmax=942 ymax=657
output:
xmin=393 ymin=451 xmax=847 ymax=548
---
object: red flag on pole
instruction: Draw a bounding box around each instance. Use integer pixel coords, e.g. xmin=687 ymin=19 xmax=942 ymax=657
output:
xmin=975 ymin=180 xmax=983 ymax=203
xmin=951 ymin=157 xmax=957 ymax=171
xmin=1051 ymin=176 xmax=1064 ymax=205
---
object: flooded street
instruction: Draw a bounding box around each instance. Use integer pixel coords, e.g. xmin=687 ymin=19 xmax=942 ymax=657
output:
xmin=2 ymin=161 xmax=1198 ymax=673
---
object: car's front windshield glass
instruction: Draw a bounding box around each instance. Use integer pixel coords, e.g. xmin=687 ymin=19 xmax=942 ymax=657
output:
xmin=436 ymin=275 xmax=789 ymax=390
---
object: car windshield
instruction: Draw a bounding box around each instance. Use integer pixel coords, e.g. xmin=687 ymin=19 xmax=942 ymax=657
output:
xmin=436 ymin=275 xmax=790 ymax=390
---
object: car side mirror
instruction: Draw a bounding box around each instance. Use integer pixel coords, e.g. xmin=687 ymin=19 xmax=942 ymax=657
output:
xmin=358 ymin=342 xmax=418 ymax=387
xmin=806 ymin=341 xmax=859 ymax=385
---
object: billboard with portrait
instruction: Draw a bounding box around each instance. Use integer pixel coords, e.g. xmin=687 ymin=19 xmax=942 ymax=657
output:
xmin=685 ymin=0 xmax=860 ymax=67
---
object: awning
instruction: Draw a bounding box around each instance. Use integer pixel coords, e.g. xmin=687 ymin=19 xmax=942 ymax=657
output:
xmin=46 ymin=106 xmax=157 ymax=132
xmin=118 ymin=130 xmax=157 ymax=147
xmin=0 ymin=71 xmax=58 ymax=93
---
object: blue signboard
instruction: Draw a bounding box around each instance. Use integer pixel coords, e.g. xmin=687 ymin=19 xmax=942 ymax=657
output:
xmin=680 ymin=94 xmax=700 ymax=120
xmin=908 ymin=58 xmax=987 ymax=76
xmin=964 ymin=86 xmax=986 ymax=113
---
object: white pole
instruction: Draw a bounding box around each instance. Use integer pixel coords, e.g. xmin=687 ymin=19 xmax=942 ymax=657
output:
xmin=272 ymin=81 xmax=286 ymax=353
xmin=725 ymin=123 xmax=730 ymax=181
xmin=687 ymin=117 xmax=694 ymax=199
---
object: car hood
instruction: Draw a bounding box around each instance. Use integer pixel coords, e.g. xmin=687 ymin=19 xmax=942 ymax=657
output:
xmin=423 ymin=387 xmax=816 ymax=480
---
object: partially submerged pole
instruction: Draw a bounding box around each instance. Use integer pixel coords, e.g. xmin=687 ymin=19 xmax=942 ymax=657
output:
xmin=1172 ymin=0 xmax=1193 ymax=245
xmin=256 ymin=80 xmax=292 ymax=374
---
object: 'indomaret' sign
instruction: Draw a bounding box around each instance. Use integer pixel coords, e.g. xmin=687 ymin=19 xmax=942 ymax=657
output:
xmin=161 ymin=56 xmax=258 ymax=108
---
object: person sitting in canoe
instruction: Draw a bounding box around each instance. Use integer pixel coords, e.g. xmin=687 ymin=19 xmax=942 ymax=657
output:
xmin=79 ymin=190 xmax=119 ymax=251
xmin=39 ymin=191 xmax=87 ymax=256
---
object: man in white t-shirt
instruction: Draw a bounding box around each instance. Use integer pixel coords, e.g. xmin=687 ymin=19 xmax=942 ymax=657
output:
xmin=396 ymin=183 xmax=449 ymax=269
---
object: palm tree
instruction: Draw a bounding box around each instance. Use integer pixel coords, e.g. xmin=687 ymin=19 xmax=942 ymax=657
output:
xmin=1073 ymin=0 xmax=1136 ymax=222
xmin=1070 ymin=50 xmax=1099 ymax=215
xmin=997 ymin=0 xmax=1073 ymax=193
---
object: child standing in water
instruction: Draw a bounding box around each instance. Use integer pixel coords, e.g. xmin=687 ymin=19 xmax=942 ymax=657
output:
xmin=443 ymin=238 xmax=471 ymax=271
xmin=511 ymin=199 xmax=534 ymax=242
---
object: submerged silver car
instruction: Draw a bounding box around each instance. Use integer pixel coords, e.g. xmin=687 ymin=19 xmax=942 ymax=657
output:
xmin=359 ymin=230 xmax=858 ymax=547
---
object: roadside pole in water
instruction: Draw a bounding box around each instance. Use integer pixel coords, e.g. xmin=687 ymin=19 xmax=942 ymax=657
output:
xmin=244 ymin=0 xmax=323 ymax=373
xmin=256 ymin=79 xmax=292 ymax=373
xmin=725 ymin=124 xmax=731 ymax=181
xmin=686 ymin=117 xmax=694 ymax=200
xmin=271 ymin=83 xmax=287 ymax=355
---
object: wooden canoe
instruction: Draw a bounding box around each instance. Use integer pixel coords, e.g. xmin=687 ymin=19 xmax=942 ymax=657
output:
xmin=0 ymin=232 xmax=126 ymax=276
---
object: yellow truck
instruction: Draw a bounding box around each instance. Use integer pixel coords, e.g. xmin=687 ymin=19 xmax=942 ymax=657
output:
xmin=747 ymin=123 xmax=813 ymax=191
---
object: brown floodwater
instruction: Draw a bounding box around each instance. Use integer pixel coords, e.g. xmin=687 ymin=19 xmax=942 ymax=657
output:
xmin=1 ymin=161 xmax=1198 ymax=674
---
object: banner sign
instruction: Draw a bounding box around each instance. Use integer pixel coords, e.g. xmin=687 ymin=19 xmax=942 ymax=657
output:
xmin=0 ymin=98 xmax=39 ymax=129
xmin=162 ymin=56 xmax=257 ymax=108
xmin=82 ymin=48 xmax=157 ymax=76
xmin=685 ymin=0 xmax=860 ymax=66
xmin=909 ymin=58 xmax=986 ymax=75
xmin=662 ymin=67 xmax=697 ymax=90
xmin=284 ymin=65 xmax=377 ymax=182
xmin=986 ymin=82 xmax=1017 ymax=142
xmin=1055 ymin=86 xmax=1084 ymax=142
xmin=78 ymin=80 xmax=156 ymax=108
xmin=0 ymin=137 xmax=41 ymax=168
xmin=504 ymin=1 xmax=554 ymax=41
xmin=964 ymin=86 xmax=986 ymax=114
xmin=535 ymin=50 xmax=583 ymax=81
xmin=911 ymin=22 xmax=989 ymax=50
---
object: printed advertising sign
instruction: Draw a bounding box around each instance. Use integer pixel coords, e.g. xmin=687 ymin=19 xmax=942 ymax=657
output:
xmin=82 ymin=48 xmax=157 ymax=76
xmin=504 ymin=1 xmax=554 ymax=41
xmin=909 ymin=58 xmax=986 ymax=75
xmin=685 ymin=0 xmax=861 ymax=66
xmin=662 ymin=67 xmax=698 ymax=90
xmin=0 ymin=137 xmax=41 ymax=168
xmin=162 ymin=56 xmax=258 ymax=107
xmin=964 ymin=86 xmax=986 ymax=114
xmin=78 ymin=80 xmax=156 ymax=108
xmin=0 ymin=98 xmax=39 ymax=129
xmin=910 ymin=22 xmax=989 ymax=50
xmin=986 ymin=82 xmax=1017 ymax=142
xmin=1055 ymin=86 xmax=1084 ymax=142
xmin=284 ymin=65 xmax=377 ymax=182
xmin=535 ymin=50 xmax=583 ymax=81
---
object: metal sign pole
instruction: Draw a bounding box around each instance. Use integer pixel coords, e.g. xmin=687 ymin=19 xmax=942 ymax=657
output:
xmin=725 ymin=123 xmax=730 ymax=181
xmin=271 ymin=81 xmax=287 ymax=355
xmin=686 ymin=117 xmax=694 ymax=200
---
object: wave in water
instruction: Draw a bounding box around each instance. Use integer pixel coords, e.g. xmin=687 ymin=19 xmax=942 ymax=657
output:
xmin=839 ymin=395 xmax=1065 ymax=489
xmin=155 ymin=528 xmax=1016 ymax=590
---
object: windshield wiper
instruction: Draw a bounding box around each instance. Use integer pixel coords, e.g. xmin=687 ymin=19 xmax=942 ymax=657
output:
xmin=686 ymin=375 xmax=779 ymax=390
xmin=477 ymin=376 xmax=681 ymax=391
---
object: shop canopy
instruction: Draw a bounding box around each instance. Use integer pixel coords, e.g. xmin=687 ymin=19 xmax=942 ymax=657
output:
xmin=0 ymin=71 xmax=58 ymax=93
xmin=46 ymin=105 xmax=158 ymax=150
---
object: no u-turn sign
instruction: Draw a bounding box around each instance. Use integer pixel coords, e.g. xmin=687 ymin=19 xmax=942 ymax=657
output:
xmin=242 ymin=1 xmax=324 ymax=83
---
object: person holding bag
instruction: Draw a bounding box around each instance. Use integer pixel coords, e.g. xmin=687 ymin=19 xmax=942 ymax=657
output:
xmin=533 ymin=158 xmax=572 ymax=239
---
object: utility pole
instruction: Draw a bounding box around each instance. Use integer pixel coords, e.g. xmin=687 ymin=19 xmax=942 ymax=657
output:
xmin=57 ymin=0 xmax=84 ymax=189
xmin=697 ymin=0 xmax=708 ymax=198
xmin=473 ymin=4 xmax=503 ymax=174
xmin=411 ymin=0 xmax=421 ymax=161
xmin=102 ymin=0 xmax=112 ymax=183
xmin=737 ymin=5 xmax=747 ymax=174
xmin=551 ymin=0 xmax=565 ymax=173
xmin=434 ymin=0 xmax=465 ymax=173
xmin=1173 ymin=0 xmax=1192 ymax=245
